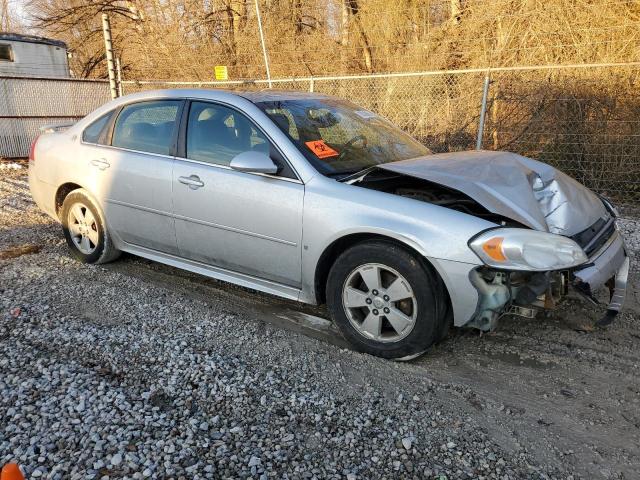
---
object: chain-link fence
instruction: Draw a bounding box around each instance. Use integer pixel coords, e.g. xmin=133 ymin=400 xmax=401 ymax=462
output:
xmin=2 ymin=64 xmax=639 ymax=203
xmin=123 ymin=72 xmax=487 ymax=154
xmin=482 ymin=66 xmax=640 ymax=203
xmin=0 ymin=76 xmax=111 ymax=158
xmin=124 ymin=63 xmax=640 ymax=202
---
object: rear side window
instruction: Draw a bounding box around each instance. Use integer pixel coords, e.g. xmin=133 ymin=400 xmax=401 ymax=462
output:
xmin=112 ymin=100 xmax=181 ymax=155
xmin=82 ymin=110 xmax=115 ymax=144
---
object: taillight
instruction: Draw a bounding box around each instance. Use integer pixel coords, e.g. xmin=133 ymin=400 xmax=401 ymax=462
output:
xmin=29 ymin=135 xmax=40 ymax=162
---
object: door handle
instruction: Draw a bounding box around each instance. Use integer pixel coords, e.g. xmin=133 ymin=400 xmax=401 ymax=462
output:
xmin=90 ymin=158 xmax=110 ymax=170
xmin=178 ymin=175 xmax=205 ymax=189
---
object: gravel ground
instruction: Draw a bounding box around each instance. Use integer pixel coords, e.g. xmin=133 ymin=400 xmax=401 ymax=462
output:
xmin=1 ymin=167 xmax=639 ymax=479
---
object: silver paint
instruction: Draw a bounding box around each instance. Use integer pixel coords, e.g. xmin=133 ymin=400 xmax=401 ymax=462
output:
xmin=229 ymin=150 xmax=278 ymax=174
xmin=379 ymin=150 xmax=608 ymax=236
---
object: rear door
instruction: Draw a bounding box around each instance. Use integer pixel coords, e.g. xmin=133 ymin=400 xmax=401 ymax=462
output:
xmin=172 ymin=100 xmax=304 ymax=287
xmin=83 ymin=99 xmax=184 ymax=255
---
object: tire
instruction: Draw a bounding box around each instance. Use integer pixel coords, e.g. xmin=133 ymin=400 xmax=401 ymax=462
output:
xmin=60 ymin=189 xmax=121 ymax=264
xmin=326 ymin=240 xmax=447 ymax=360
xmin=435 ymin=277 xmax=453 ymax=344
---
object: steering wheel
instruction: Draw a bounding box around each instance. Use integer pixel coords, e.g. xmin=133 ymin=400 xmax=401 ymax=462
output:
xmin=336 ymin=134 xmax=367 ymax=162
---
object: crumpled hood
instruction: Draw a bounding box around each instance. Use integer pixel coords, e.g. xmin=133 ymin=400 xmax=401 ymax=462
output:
xmin=378 ymin=150 xmax=608 ymax=236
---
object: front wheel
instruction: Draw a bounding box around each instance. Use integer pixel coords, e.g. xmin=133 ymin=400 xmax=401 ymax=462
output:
xmin=326 ymin=241 xmax=446 ymax=360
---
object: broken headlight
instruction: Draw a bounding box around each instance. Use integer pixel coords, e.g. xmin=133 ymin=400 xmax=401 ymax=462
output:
xmin=469 ymin=228 xmax=588 ymax=271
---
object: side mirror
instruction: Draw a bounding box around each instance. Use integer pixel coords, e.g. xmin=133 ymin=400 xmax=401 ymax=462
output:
xmin=229 ymin=151 xmax=278 ymax=174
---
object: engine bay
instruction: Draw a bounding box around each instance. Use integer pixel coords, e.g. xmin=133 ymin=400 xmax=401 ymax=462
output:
xmin=350 ymin=169 xmax=524 ymax=227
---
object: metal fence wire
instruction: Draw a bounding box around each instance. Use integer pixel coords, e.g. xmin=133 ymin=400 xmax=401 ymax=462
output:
xmin=0 ymin=76 xmax=111 ymax=158
xmin=2 ymin=64 xmax=639 ymax=203
xmin=482 ymin=66 xmax=640 ymax=203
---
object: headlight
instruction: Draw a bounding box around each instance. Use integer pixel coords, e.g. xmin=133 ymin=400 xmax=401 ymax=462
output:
xmin=469 ymin=228 xmax=588 ymax=271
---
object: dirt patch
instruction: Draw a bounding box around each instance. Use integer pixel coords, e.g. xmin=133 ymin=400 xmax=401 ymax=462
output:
xmin=0 ymin=244 xmax=42 ymax=260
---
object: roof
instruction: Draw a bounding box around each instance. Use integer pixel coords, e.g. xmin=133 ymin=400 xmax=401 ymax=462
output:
xmin=236 ymin=90 xmax=332 ymax=102
xmin=107 ymin=88 xmax=342 ymax=110
xmin=0 ymin=32 xmax=67 ymax=49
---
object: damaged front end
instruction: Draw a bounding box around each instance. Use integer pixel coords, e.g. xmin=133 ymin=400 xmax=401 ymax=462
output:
xmin=468 ymin=244 xmax=629 ymax=331
xmin=465 ymin=206 xmax=629 ymax=331
xmin=571 ymin=222 xmax=630 ymax=327
xmin=347 ymin=150 xmax=630 ymax=330
xmin=468 ymin=269 xmax=568 ymax=331
xmin=462 ymin=199 xmax=629 ymax=331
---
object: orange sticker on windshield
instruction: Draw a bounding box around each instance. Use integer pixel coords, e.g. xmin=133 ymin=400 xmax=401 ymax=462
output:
xmin=305 ymin=140 xmax=339 ymax=159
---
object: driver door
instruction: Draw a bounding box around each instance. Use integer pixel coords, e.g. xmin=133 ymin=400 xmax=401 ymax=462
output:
xmin=172 ymin=101 xmax=304 ymax=287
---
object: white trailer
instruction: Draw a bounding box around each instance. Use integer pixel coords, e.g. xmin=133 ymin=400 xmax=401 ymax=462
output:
xmin=0 ymin=33 xmax=69 ymax=78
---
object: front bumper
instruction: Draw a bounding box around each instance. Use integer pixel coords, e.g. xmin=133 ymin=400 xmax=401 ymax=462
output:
xmin=573 ymin=229 xmax=629 ymax=321
xmin=463 ymin=226 xmax=630 ymax=331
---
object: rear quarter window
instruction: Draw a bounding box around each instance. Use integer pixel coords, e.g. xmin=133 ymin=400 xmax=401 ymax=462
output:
xmin=82 ymin=110 xmax=115 ymax=144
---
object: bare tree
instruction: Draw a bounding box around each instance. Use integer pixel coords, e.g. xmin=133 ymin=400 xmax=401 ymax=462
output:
xmin=343 ymin=0 xmax=373 ymax=72
xmin=23 ymin=0 xmax=640 ymax=79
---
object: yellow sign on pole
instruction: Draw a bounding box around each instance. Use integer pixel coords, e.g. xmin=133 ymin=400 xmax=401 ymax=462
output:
xmin=214 ymin=65 xmax=228 ymax=81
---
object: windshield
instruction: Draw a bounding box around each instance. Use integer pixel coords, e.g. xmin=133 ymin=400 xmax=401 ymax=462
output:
xmin=255 ymin=98 xmax=431 ymax=177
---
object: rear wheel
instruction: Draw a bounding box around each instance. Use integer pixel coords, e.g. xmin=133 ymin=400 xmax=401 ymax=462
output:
xmin=60 ymin=189 xmax=120 ymax=264
xmin=326 ymin=240 xmax=447 ymax=359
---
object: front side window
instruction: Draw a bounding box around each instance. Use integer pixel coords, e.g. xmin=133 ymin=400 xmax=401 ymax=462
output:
xmin=256 ymin=98 xmax=431 ymax=178
xmin=82 ymin=110 xmax=115 ymax=144
xmin=0 ymin=44 xmax=13 ymax=62
xmin=186 ymin=101 xmax=270 ymax=167
xmin=112 ymin=100 xmax=181 ymax=155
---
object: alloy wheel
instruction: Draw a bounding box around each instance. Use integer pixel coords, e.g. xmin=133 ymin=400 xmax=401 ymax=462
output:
xmin=67 ymin=202 xmax=99 ymax=255
xmin=341 ymin=263 xmax=418 ymax=343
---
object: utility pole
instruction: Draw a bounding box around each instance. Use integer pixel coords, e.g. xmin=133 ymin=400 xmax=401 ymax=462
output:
xmin=1 ymin=0 xmax=13 ymax=31
xmin=102 ymin=13 xmax=118 ymax=99
xmin=116 ymin=57 xmax=124 ymax=97
xmin=254 ymin=0 xmax=272 ymax=88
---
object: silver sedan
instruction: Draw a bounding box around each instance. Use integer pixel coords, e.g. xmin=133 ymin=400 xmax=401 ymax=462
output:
xmin=28 ymin=89 xmax=630 ymax=359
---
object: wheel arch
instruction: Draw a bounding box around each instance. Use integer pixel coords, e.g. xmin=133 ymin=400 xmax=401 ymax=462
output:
xmin=54 ymin=182 xmax=84 ymax=218
xmin=54 ymin=183 xmax=114 ymax=244
xmin=313 ymin=232 xmax=451 ymax=308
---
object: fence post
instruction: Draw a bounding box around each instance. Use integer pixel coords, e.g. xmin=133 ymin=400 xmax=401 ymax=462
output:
xmin=476 ymin=71 xmax=491 ymax=150
xmin=254 ymin=0 xmax=272 ymax=88
xmin=309 ymin=77 xmax=314 ymax=92
xmin=101 ymin=14 xmax=118 ymax=99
